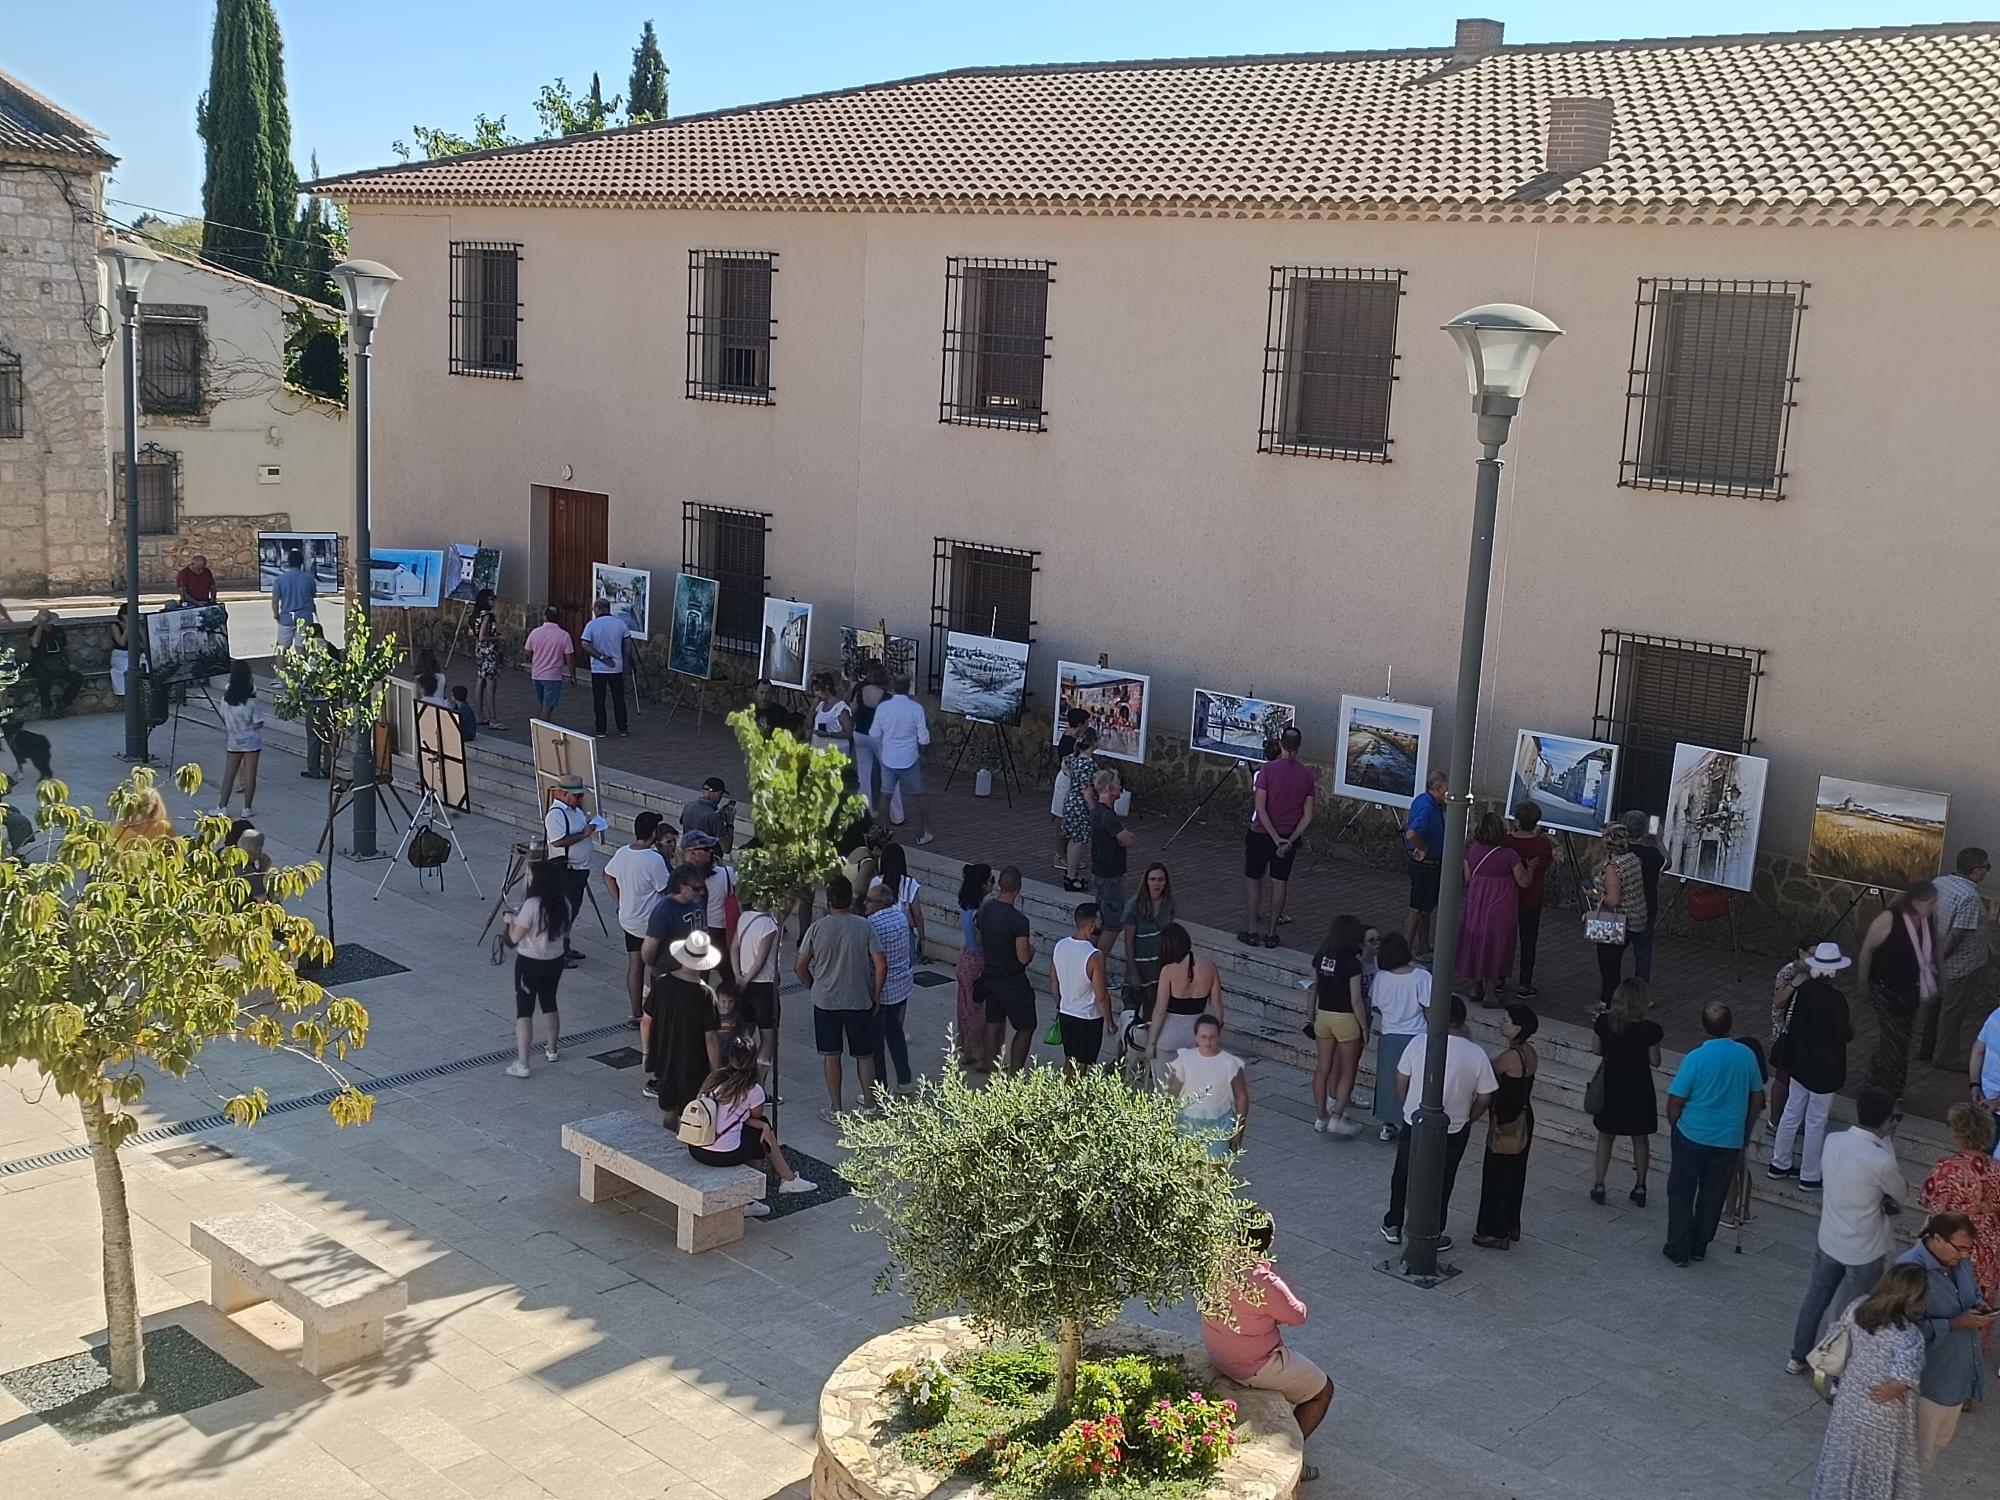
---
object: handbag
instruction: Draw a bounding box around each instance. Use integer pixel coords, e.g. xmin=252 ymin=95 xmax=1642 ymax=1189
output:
xmin=1805 ymin=1320 xmax=1851 ymax=1386
xmin=1582 ymin=1061 xmax=1608 ymax=1118
xmin=1487 ymin=1112 xmax=1531 ymax=1155
xmin=1583 ymin=906 xmax=1627 ymax=945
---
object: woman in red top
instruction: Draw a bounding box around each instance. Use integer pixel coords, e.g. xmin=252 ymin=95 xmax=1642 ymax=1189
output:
xmin=1920 ymin=1103 xmax=2000 ymax=1353
xmin=1504 ymin=801 xmax=1556 ymax=998
xmin=1200 ymin=1213 xmax=1332 ymax=1480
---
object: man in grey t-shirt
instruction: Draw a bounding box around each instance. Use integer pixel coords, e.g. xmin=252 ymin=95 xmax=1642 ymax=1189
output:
xmin=270 ymin=549 xmax=318 ymax=649
xmin=796 ymin=872 xmax=887 ymax=1119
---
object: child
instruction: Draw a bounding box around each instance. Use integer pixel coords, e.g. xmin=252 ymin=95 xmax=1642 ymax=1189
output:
xmin=450 ymin=682 xmax=479 ymax=742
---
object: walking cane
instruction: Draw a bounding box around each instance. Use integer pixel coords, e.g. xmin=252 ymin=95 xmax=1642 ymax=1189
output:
xmin=1734 ymin=1149 xmax=1751 ymax=1254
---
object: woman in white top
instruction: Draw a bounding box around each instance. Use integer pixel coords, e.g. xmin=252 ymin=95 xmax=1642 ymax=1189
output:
xmin=503 ymin=857 xmax=572 ymax=1077
xmin=687 ymin=1034 xmax=816 ymax=1215
xmin=1051 ymin=902 xmax=1114 ymax=1074
xmin=1368 ymin=931 xmax=1434 ymax=1141
xmin=1166 ymin=1015 xmax=1249 ymax=1156
xmin=214 ymin=663 xmax=268 ymax=816
xmin=731 ymin=901 xmax=783 ymax=1074
xmin=809 ymin=671 xmax=853 ymax=756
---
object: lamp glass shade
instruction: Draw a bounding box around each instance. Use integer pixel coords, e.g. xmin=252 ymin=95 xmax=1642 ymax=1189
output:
xmin=333 ymin=259 xmax=401 ymax=319
xmin=1443 ymin=303 xmax=1563 ymax=399
xmin=98 ymin=239 xmax=160 ymax=301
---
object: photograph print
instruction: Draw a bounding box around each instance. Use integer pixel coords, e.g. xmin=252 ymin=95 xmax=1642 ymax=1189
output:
xmin=147 ymin=603 xmax=232 ymax=686
xmin=1054 ymin=661 xmax=1151 ymax=764
xmin=1808 ymin=776 xmax=1950 ymax=892
xmin=669 ymin=572 xmax=718 ymax=679
xmin=1508 ymin=730 xmax=1620 ymax=835
xmin=1334 ymin=695 xmax=1434 ymax=809
xmin=445 ymin=543 xmax=502 ymax=603
xmin=759 ymin=597 xmax=813 ymax=691
xmin=1660 ymin=743 xmax=1770 ymax=892
xmin=941 ymin=632 xmax=1030 ymax=723
xmin=591 ymin=563 xmax=652 ymax=638
xmin=368 ymin=548 xmax=446 ymax=609
xmin=257 ymin=530 xmax=340 ymax=591
xmin=1189 ymin=688 xmax=1298 ymax=763
xmin=839 ymin=625 xmax=919 ymax=686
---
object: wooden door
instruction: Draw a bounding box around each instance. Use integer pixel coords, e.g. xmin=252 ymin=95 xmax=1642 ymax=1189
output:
xmin=546 ymin=487 xmax=607 ymax=639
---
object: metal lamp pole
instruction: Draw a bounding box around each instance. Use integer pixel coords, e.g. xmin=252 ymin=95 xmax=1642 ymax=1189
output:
xmin=1399 ymin=304 xmax=1562 ymax=1281
xmin=332 ymin=260 xmax=401 ymax=859
xmin=97 ymin=239 xmax=160 ymax=762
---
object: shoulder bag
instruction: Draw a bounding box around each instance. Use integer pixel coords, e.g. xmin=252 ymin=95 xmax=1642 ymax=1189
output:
xmin=1486 ymin=1047 xmax=1533 ymax=1155
xmin=1582 ymin=1061 xmax=1608 ymax=1118
xmin=1806 ymin=1318 xmax=1851 ymax=1403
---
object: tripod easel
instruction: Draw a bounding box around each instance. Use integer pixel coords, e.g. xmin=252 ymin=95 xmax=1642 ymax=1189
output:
xmin=439 ymin=537 xmax=489 ymax=672
xmin=1824 ymin=882 xmax=1889 ymax=944
xmin=372 ymin=785 xmax=484 ymax=899
xmin=164 ymin=676 xmax=224 ymax=767
xmin=1163 ymin=755 xmax=1252 ymax=852
xmin=662 ymin=672 xmax=711 ymax=733
xmin=1299 ymin=797 xmax=1397 ymax=878
xmin=373 ymin=704 xmax=485 ymax=900
xmin=943 ymin=715 xmax=1020 ymax=804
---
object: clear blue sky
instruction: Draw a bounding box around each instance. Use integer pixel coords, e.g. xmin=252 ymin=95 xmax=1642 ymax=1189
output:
xmin=7 ymin=1 xmax=1947 ymax=222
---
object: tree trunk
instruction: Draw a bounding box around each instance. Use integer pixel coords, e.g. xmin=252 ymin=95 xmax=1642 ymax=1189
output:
xmin=1054 ymin=1318 xmax=1082 ymax=1412
xmin=79 ymin=1091 xmax=145 ymax=1392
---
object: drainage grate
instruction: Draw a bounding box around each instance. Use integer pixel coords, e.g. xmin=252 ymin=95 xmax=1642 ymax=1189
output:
xmin=910 ymin=970 xmax=953 ymax=988
xmin=156 ymin=1142 xmax=233 ymax=1169
xmin=590 ymin=1047 xmax=644 ymax=1070
xmin=0 ymin=1020 xmax=638 ymax=1178
xmin=310 ymin=943 xmax=411 ymax=985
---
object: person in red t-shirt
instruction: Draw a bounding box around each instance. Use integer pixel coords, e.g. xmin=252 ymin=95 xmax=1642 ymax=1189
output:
xmin=175 ymin=554 xmax=218 ymax=605
xmin=1504 ymin=800 xmax=1556 ymax=997
xmin=1241 ymin=726 xmax=1315 ymax=950
xmin=1201 ymin=1213 xmax=1333 ymax=1480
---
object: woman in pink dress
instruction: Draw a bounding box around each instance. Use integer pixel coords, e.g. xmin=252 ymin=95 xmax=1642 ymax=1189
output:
xmin=1457 ymin=811 xmax=1535 ymax=1006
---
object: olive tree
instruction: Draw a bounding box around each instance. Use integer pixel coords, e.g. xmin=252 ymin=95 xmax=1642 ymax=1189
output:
xmin=0 ymin=765 xmax=373 ymax=1392
xmin=842 ymin=1062 xmax=1264 ymax=1409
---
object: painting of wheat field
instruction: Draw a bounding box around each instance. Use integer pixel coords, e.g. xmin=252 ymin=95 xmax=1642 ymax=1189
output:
xmin=1807 ymin=777 xmax=1950 ymax=892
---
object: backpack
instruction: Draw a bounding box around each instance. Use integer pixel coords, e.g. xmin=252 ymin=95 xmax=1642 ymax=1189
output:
xmin=408 ymin=822 xmax=452 ymax=869
xmin=721 ymin=863 xmax=742 ymax=944
xmin=676 ymin=1094 xmax=719 ymax=1146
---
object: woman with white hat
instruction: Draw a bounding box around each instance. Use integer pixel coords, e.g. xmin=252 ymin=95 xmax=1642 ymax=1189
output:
xmin=1769 ymin=941 xmax=1855 ymax=1189
xmin=655 ymin=928 xmax=726 ymax=1124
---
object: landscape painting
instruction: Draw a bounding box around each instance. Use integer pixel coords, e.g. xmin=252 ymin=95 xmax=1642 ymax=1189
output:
xmin=592 ymin=563 xmax=652 ymax=638
xmin=1189 ymin=689 xmax=1297 ymax=764
xmin=257 ymin=531 xmax=340 ymax=591
xmin=941 ymin=632 xmax=1029 ymax=723
xmin=445 ymin=543 xmax=502 ymax=603
xmin=1334 ymin=695 xmax=1434 ymax=809
xmin=1509 ymin=730 xmax=1620 ymax=835
xmin=669 ymin=573 xmax=718 ymax=679
xmin=759 ymin=597 xmax=812 ymax=691
xmin=1661 ymin=743 xmax=1770 ymax=892
xmin=839 ymin=625 xmax=919 ymax=686
xmin=147 ymin=604 xmax=232 ymax=686
xmin=1808 ymin=777 xmax=1950 ymax=891
xmin=1054 ymin=661 xmax=1151 ymax=764
xmin=368 ymin=548 xmax=445 ymax=609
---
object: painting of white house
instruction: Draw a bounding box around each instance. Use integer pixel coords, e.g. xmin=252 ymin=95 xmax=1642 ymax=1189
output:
xmin=1509 ymin=730 xmax=1621 ymax=835
xmin=592 ymin=563 xmax=652 ymax=639
xmin=759 ymin=597 xmax=812 ymax=690
xmin=1189 ymin=689 xmax=1297 ymax=763
xmin=1661 ymin=743 xmax=1770 ymax=892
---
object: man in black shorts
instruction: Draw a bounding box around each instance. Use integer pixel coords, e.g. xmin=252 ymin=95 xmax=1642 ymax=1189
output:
xmin=977 ymin=866 xmax=1038 ymax=1072
xmin=795 ymin=874 xmax=886 ymax=1121
xmin=1403 ymin=769 xmax=1449 ymax=958
xmin=1240 ymin=727 xmax=1315 ymax=949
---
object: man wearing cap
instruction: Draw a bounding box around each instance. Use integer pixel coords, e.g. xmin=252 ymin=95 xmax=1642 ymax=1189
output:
xmin=1768 ymin=942 xmax=1854 ymax=1189
xmin=544 ymin=776 xmax=604 ymax=965
xmin=679 ymin=829 xmax=735 ymax=966
xmin=604 ymin=811 xmax=674 ymax=1027
xmin=683 ymin=777 xmax=734 ymax=853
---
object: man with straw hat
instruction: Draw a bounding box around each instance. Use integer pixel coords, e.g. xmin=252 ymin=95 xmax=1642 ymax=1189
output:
xmin=544 ymin=774 xmax=604 ymax=966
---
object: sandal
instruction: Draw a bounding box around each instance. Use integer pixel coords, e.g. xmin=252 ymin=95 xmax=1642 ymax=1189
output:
xmin=1299 ymin=1464 xmax=1320 ymax=1483
xmin=1589 ymin=1184 xmax=1607 ymax=1206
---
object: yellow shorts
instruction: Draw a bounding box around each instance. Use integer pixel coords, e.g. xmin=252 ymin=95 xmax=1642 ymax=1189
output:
xmin=1246 ymin=1347 xmax=1329 ymax=1405
xmin=1313 ymin=1009 xmax=1362 ymax=1043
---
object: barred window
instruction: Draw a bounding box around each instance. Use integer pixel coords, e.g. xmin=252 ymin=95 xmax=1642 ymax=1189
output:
xmin=1594 ymin=630 xmax=1764 ymax=815
xmin=450 ymin=241 xmax=522 ymax=377
xmin=113 ymin=444 xmax=180 ymax=536
xmin=139 ymin=309 xmax=205 ymax=416
xmin=941 ymin=258 xmax=1051 ymax=429
xmin=1621 ymin=279 xmax=1806 ymax=498
xmin=930 ymin=538 xmax=1037 ymax=692
xmin=687 ymin=251 xmax=775 ymax=401
xmin=0 ymin=350 xmax=21 ymax=438
xmin=682 ymin=502 xmax=770 ymax=651
xmin=1260 ymin=267 xmax=1403 ymax=458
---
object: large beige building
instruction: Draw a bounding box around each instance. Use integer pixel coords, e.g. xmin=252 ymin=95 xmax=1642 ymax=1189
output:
xmin=317 ymin=21 xmax=2000 ymax=861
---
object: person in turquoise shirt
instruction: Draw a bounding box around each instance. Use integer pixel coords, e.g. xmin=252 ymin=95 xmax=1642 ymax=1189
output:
xmin=1662 ymin=1002 xmax=1765 ymax=1266
xmin=1896 ymin=1211 xmax=1993 ymax=1471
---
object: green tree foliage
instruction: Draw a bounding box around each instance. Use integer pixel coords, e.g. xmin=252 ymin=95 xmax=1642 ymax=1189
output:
xmin=197 ymin=0 xmax=298 ymax=284
xmin=533 ymin=76 xmax=622 ymax=137
xmin=391 ymin=115 xmax=519 ymax=162
xmin=726 ymin=707 xmax=860 ymax=920
xmin=0 ymin=764 xmax=372 ymax=1392
xmin=842 ymin=1063 xmax=1266 ymax=1409
xmin=272 ymin=619 xmax=402 ymax=942
xmin=129 ymin=213 xmax=207 ymax=260
xmin=286 ymin=152 xmax=347 ymax=401
xmin=627 ymin=19 xmax=670 ymax=123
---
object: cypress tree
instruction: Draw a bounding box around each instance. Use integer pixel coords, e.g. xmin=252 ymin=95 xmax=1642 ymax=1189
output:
xmin=197 ymin=0 xmax=298 ymax=286
xmin=627 ymin=19 xmax=670 ymax=123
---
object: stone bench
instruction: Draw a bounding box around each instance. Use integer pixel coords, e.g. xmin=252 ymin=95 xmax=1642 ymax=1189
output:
xmin=562 ymin=1108 xmax=767 ymax=1253
xmin=189 ymin=1204 xmax=408 ymax=1376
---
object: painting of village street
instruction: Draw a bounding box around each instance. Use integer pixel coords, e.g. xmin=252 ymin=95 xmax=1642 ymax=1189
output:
xmin=1808 ymin=776 xmax=1950 ymax=891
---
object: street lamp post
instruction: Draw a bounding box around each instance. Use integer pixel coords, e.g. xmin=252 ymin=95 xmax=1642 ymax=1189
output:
xmin=97 ymin=238 xmax=161 ymax=763
xmin=1398 ymin=303 xmax=1563 ymax=1282
xmin=331 ymin=259 xmax=401 ymax=858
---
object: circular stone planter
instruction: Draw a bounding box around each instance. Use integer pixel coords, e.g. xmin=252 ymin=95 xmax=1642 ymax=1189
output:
xmin=813 ymin=1317 xmax=1303 ymax=1500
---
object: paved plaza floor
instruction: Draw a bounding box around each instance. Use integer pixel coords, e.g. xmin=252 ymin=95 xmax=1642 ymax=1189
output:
xmin=1 ymin=712 xmax=1993 ymax=1499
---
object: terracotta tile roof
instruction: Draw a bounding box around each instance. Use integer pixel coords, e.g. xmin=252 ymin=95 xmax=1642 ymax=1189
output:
xmin=0 ymin=67 xmax=114 ymax=169
xmin=309 ymin=25 xmax=2000 ymax=225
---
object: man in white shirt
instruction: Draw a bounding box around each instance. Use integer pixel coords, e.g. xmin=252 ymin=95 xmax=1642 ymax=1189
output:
xmin=1380 ymin=995 xmax=1497 ymax=1251
xmin=1051 ymin=902 xmax=1115 ymax=1075
xmin=580 ymin=598 xmax=632 ymax=738
xmin=543 ymin=775 xmax=603 ymax=965
xmin=604 ymin=810 xmax=673 ymax=1025
xmin=1786 ymin=1087 xmax=1908 ymax=1372
xmin=869 ymin=674 xmax=934 ymax=846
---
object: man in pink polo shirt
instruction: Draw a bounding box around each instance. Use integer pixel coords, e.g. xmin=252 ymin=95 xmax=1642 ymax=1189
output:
xmin=1241 ymin=726 xmax=1315 ymax=950
xmin=524 ymin=606 xmax=575 ymax=714
xmin=1201 ymin=1212 xmax=1333 ymax=1481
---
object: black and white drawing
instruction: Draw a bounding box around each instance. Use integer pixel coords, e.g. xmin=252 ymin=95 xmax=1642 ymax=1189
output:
xmin=146 ymin=604 xmax=232 ymax=686
xmin=941 ymin=632 xmax=1029 ymax=723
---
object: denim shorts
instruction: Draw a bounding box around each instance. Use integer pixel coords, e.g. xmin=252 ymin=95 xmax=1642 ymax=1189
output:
xmin=880 ymin=760 xmax=924 ymax=796
xmin=534 ymin=679 xmax=563 ymax=709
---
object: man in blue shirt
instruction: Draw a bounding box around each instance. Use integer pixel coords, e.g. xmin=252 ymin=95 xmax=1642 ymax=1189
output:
xmin=1662 ymin=1002 xmax=1765 ymax=1266
xmin=1895 ymin=1211 xmax=1992 ymax=1468
xmin=270 ymin=549 xmax=318 ymax=649
xmin=1402 ymin=769 xmax=1448 ymax=959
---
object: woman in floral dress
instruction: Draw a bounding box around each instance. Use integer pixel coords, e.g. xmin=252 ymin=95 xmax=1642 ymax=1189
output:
xmin=1920 ymin=1102 xmax=2000 ymax=1353
xmin=1059 ymin=726 xmax=1102 ymax=893
xmin=1809 ymin=1264 xmax=1929 ymax=1500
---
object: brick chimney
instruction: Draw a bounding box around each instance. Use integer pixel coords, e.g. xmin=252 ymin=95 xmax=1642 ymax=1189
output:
xmin=1545 ymin=97 xmax=1616 ymax=174
xmin=1454 ymin=18 xmax=1505 ymax=58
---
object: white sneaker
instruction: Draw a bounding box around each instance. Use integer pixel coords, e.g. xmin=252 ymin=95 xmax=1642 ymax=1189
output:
xmin=504 ymin=1061 xmax=531 ymax=1079
xmin=1784 ymin=1358 xmax=1807 ymax=1376
xmin=1313 ymin=1116 xmax=1329 ymax=1133
xmin=1330 ymin=1117 xmax=1362 ymax=1138
xmin=745 ymin=1200 xmax=771 ymax=1217
xmin=544 ymin=1047 xmax=559 ymax=1063
xmin=917 ymin=832 xmax=935 ymax=846
xmin=780 ymin=1176 xmax=817 ymax=1195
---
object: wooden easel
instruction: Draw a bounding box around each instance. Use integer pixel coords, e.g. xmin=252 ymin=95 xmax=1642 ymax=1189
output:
xmin=439 ymin=537 xmax=488 ymax=672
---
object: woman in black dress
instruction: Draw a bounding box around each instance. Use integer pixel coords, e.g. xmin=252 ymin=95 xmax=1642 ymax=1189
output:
xmin=1590 ymin=978 xmax=1664 ymax=1206
xmin=1474 ymin=1004 xmax=1539 ymax=1249
xmin=652 ymin=930 xmax=724 ymax=1124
